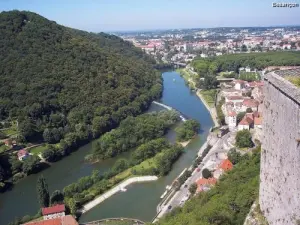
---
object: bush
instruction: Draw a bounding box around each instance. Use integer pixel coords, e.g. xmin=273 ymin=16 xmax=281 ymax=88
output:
xmin=236 ymin=130 xmax=253 ymax=148
xmin=189 ymin=183 xmax=197 ymax=195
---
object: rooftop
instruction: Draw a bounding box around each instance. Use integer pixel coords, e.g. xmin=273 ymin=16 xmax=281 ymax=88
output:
xmin=23 ymin=215 xmax=78 ymax=225
xmin=42 ymin=204 xmax=65 ymax=216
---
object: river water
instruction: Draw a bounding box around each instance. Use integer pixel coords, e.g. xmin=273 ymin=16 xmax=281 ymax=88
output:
xmin=0 ymin=71 xmax=213 ymax=225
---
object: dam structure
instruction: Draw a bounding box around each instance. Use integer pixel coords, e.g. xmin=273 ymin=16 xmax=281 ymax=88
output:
xmin=260 ymin=69 xmax=300 ymax=225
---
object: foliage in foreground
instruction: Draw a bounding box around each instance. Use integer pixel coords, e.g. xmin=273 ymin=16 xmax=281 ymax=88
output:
xmin=156 ymin=147 xmax=261 ymax=225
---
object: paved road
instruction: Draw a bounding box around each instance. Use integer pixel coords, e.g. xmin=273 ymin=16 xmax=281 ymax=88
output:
xmin=154 ymin=132 xmax=234 ymax=221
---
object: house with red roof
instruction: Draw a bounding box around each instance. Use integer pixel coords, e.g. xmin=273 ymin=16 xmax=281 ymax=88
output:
xmin=23 ymin=215 xmax=78 ymax=225
xmin=213 ymin=159 xmax=234 ymax=179
xmin=42 ymin=204 xmax=65 ymax=220
xmin=219 ymin=159 xmax=233 ymax=171
xmin=238 ymin=113 xmax=254 ymax=131
xmin=226 ymin=111 xmax=237 ymax=128
xmin=225 ymin=95 xmax=244 ymax=103
xmin=17 ymin=149 xmax=29 ymax=161
xmin=242 ymin=99 xmax=259 ymax=112
xmin=196 ymin=177 xmax=217 ymax=193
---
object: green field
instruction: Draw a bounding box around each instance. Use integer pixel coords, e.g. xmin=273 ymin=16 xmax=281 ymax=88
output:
xmin=239 ymin=71 xmax=260 ymax=81
xmin=286 ymin=76 xmax=300 ymax=87
xmin=200 ymin=89 xmax=217 ymax=107
xmin=29 ymin=145 xmax=48 ymax=155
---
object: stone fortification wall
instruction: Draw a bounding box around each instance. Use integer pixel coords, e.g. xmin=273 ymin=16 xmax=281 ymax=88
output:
xmin=260 ymin=71 xmax=300 ymax=225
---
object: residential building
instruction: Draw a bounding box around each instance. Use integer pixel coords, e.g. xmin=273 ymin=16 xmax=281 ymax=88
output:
xmin=23 ymin=215 xmax=78 ymax=225
xmin=42 ymin=204 xmax=65 ymax=220
xmin=234 ymin=80 xmax=246 ymax=90
xmin=242 ymin=99 xmax=259 ymax=112
xmin=225 ymin=95 xmax=244 ymax=103
xmin=227 ymin=111 xmax=237 ymax=128
xmin=17 ymin=149 xmax=29 ymax=161
xmin=196 ymin=177 xmax=217 ymax=193
xmin=238 ymin=113 xmax=254 ymax=130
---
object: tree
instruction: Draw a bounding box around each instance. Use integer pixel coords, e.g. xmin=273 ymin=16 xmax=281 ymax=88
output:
xmin=246 ymin=108 xmax=253 ymax=113
xmin=228 ymin=148 xmax=242 ymax=165
xmin=36 ymin=175 xmax=50 ymax=207
xmin=67 ymin=198 xmax=78 ymax=215
xmin=241 ymin=45 xmax=248 ymax=52
xmin=22 ymin=155 xmax=41 ymax=175
xmin=50 ymin=190 xmax=64 ymax=205
xmin=202 ymin=168 xmax=212 ymax=179
xmin=236 ymin=130 xmax=253 ymax=148
xmin=189 ymin=183 xmax=197 ymax=195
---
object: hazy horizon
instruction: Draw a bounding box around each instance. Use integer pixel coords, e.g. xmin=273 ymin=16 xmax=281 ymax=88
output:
xmin=1 ymin=0 xmax=300 ymax=32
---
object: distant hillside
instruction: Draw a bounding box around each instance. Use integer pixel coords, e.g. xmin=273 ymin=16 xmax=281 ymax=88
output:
xmin=0 ymin=10 xmax=162 ymax=145
xmin=192 ymin=51 xmax=300 ymax=74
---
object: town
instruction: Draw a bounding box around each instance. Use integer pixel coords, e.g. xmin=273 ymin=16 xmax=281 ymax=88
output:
xmin=117 ymin=27 xmax=300 ymax=64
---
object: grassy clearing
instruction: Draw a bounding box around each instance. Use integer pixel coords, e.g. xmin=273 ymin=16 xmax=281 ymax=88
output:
xmin=29 ymin=145 xmax=48 ymax=155
xmin=286 ymin=76 xmax=300 ymax=87
xmin=239 ymin=72 xmax=260 ymax=81
xmin=200 ymin=89 xmax=217 ymax=107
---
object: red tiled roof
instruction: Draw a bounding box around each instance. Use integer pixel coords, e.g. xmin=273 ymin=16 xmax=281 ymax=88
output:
xmin=243 ymin=99 xmax=259 ymax=108
xmin=219 ymin=159 xmax=233 ymax=171
xmin=227 ymin=96 xmax=244 ymax=101
xmin=254 ymin=117 xmax=262 ymax=125
xmin=42 ymin=204 xmax=65 ymax=216
xmin=196 ymin=177 xmax=217 ymax=186
xmin=23 ymin=215 xmax=78 ymax=225
xmin=228 ymin=111 xmax=237 ymax=117
xmin=239 ymin=114 xmax=254 ymax=126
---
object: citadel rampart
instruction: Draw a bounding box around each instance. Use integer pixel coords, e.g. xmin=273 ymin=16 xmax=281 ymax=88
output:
xmin=260 ymin=70 xmax=300 ymax=225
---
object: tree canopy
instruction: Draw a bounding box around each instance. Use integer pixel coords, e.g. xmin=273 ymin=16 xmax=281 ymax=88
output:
xmin=0 ymin=10 xmax=161 ymax=146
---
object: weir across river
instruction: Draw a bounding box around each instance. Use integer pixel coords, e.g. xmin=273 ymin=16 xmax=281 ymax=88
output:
xmin=152 ymin=101 xmax=187 ymax=122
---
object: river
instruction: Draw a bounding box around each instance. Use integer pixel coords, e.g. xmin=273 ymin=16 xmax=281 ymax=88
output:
xmin=0 ymin=71 xmax=213 ymax=225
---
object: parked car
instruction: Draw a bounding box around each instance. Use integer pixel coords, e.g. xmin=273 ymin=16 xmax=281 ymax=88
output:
xmin=196 ymin=168 xmax=200 ymax=172
xmin=168 ymin=205 xmax=172 ymax=210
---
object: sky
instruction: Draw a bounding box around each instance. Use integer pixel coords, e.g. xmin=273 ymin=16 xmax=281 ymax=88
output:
xmin=0 ymin=0 xmax=300 ymax=32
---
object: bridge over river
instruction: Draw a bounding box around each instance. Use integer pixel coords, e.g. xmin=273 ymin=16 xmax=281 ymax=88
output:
xmin=152 ymin=101 xmax=187 ymax=122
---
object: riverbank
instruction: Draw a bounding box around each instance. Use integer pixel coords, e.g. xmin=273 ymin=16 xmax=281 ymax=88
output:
xmin=79 ymin=176 xmax=158 ymax=214
xmin=196 ymin=90 xmax=219 ymax=127
xmin=176 ymin=68 xmax=197 ymax=89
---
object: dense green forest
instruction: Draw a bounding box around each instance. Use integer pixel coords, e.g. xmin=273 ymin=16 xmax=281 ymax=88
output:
xmin=0 ymin=10 xmax=162 ymax=186
xmin=91 ymin=110 xmax=180 ymax=159
xmin=156 ymin=147 xmax=260 ymax=225
xmin=0 ymin=10 xmax=161 ymax=143
xmin=192 ymin=51 xmax=300 ymax=75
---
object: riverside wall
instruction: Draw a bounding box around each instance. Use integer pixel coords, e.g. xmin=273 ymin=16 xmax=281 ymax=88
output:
xmin=260 ymin=71 xmax=300 ymax=225
xmin=79 ymin=176 xmax=158 ymax=214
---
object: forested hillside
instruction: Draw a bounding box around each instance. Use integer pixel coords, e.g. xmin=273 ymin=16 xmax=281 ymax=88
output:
xmin=0 ymin=10 xmax=162 ymax=145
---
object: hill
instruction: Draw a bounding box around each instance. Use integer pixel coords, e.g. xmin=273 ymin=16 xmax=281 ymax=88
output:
xmin=0 ymin=10 xmax=162 ymax=145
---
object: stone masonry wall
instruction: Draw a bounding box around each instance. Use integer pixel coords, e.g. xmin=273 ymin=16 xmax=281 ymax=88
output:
xmin=260 ymin=72 xmax=300 ymax=225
